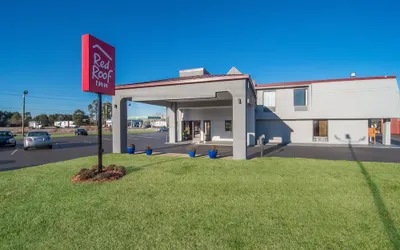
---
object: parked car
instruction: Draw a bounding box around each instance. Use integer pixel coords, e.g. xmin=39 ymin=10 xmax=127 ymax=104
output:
xmin=0 ymin=131 xmax=16 ymax=147
xmin=24 ymin=131 xmax=52 ymax=150
xmin=75 ymin=128 xmax=88 ymax=136
xmin=157 ymin=127 xmax=169 ymax=132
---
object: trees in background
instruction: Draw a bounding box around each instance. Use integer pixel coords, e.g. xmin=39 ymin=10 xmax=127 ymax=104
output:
xmin=8 ymin=112 xmax=21 ymax=126
xmin=88 ymin=100 xmax=98 ymax=122
xmin=35 ymin=114 xmax=49 ymax=126
xmin=72 ymin=109 xmax=88 ymax=126
xmin=0 ymin=111 xmax=14 ymax=127
xmin=88 ymin=100 xmax=112 ymax=125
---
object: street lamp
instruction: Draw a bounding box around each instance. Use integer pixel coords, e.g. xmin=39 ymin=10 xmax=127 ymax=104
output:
xmin=22 ymin=90 xmax=28 ymax=136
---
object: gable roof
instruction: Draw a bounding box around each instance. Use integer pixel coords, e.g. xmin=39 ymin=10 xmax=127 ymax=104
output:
xmin=227 ymin=67 xmax=242 ymax=75
xmin=255 ymin=76 xmax=397 ymax=89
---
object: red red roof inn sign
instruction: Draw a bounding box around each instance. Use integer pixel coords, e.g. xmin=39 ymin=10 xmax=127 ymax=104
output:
xmin=82 ymin=34 xmax=115 ymax=96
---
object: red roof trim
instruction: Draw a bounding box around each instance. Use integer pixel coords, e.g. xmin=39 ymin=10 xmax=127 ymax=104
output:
xmin=116 ymin=74 xmax=250 ymax=90
xmin=255 ymin=76 xmax=396 ymax=89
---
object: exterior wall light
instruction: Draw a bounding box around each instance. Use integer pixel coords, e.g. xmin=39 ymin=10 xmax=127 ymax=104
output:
xmin=114 ymin=104 xmax=118 ymax=109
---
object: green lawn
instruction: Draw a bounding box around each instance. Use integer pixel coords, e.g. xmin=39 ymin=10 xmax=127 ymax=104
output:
xmin=1 ymin=155 xmax=399 ymax=249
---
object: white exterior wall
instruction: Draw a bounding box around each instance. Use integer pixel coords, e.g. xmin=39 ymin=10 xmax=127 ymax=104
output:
xmin=211 ymin=121 xmax=233 ymax=141
xmin=328 ymin=120 xmax=368 ymax=145
xmin=256 ymin=119 xmax=368 ymax=145
xmin=256 ymin=120 xmax=312 ymax=144
xmin=256 ymin=78 xmax=400 ymax=120
xmin=181 ymin=107 xmax=233 ymax=142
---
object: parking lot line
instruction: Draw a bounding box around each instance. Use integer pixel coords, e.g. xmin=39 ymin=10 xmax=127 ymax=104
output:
xmin=10 ymin=148 xmax=18 ymax=155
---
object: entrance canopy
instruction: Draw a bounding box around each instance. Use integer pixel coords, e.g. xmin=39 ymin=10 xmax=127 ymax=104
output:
xmin=112 ymin=69 xmax=257 ymax=160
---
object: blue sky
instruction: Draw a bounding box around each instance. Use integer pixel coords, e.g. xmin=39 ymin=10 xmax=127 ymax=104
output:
xmin=1 ymin=0 xmax=399 ymax=116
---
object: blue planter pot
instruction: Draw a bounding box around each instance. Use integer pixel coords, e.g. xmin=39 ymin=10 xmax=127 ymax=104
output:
xmin=145 ymin=149 xmax=153 ymax=156
xmin=127 ymin=147 xmax=135 ymax=154
xmin=188 ymin=151 xmax=196 ymax=158
xmin=208 ymin=150 xmax=217 ymax=159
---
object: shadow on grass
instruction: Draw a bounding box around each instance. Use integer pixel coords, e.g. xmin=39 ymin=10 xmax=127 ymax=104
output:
xmin=125 ymin=166 xmax=143 ymax=174
xmin=348 ymin=143 xmax=400 ymax=249
xmin=139 ymin=157 xmax=184 ymax=168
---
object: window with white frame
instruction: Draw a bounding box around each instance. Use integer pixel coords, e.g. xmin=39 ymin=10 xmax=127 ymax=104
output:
xmin=263 ymin=91 xmax=276 ymax=112
xmin=293 ymin=88 xmax=308 ymax=106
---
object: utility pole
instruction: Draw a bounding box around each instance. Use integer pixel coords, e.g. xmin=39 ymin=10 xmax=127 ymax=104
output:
xmin=22 ymin=90 xmax=28 ymax=136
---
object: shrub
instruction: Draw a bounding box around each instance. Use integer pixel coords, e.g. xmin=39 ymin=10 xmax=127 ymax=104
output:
xmin=189 ymin=147 xmax=196 ymax=152
xmin=145 ymin=145 xmax=151 ymax=150
xmin=78 ymin=168 xmax=96 ymax=180
xmin=93 ymin=172 xmax=112 ymax=181
xmin=129 ymin=144 xmax=135 ymax=148
xmin=107 ymin=164 xmax=118 ymax=171
xmin=211 ymin=145 xmax=217 ymax=151
xmin=117 ymin=166 xmax=126 ymax=175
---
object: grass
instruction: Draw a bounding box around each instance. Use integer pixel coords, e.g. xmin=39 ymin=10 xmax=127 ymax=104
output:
xmin=0 ymin=155 xmax=399 ymax=249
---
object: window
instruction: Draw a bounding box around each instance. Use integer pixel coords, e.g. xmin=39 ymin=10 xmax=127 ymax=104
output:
xmin=294 ymin=88 xmax=307 ymax=106
xmin=225 ymin=120 xmax=232 ymax=132
xmin=313 ymin=120 xmax=328 ymax=137
xmin=263 ymin=91 xmax=276 ymax=112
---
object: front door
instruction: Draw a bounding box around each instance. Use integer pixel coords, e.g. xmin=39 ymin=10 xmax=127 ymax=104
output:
xmin=193 ymin=121 xmax=201 ymax=141
xmin=204 ymin=121 xmax=211 ymax=141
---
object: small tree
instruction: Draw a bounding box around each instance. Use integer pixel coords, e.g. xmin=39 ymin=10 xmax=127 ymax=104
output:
xmin=8 ymin=112 xmax=21 ymax=127
xmin=73 ymin=109 xmax=87 ymax=127
xmin=35 ymin=114 xmax=49 ymax=126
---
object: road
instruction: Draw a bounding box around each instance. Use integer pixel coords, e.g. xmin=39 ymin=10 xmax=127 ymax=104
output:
xmin=0 ymin=132 xmax=171 ymax=171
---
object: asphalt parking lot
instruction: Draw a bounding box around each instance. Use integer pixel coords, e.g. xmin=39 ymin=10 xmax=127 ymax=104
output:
xmin=0 ymin=132 xmax=399 ymax=171
xmin=0 ymin=132 xmax=171 ymax=171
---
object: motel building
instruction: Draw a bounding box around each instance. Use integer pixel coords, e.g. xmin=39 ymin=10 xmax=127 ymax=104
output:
xmin=112 ymin=67 xmax=400 ymax=160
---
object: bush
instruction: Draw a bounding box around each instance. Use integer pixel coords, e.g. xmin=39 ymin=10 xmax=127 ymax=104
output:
xmin=107 ymin=164 xmax=118 ymax=171
xmin=211 ymin=145 xmax=217 ymax=151
xmin=93 ymin=172 xmax=112 ymax=181
xmin=78 ymin=168 xmax=96 ymax=180
xmin=129 ymin=144 xmax=135 ymax=148
xmin=145 ymin=145 xmax=151 ymax=150
xmin=189 ymin=147 xmax=196 ymax=152
xmin=117 ymin=166 xmax=126 ymax=175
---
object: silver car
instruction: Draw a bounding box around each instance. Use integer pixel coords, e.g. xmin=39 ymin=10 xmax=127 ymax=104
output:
xmin=24 ymin=131 xmax=52 ymax=150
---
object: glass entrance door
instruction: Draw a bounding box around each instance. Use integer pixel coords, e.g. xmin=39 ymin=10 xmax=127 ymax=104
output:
xmin=204 ymin=121 xmax=211 ymax=141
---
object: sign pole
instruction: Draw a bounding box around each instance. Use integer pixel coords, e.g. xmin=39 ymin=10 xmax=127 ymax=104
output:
xmin=97 ymin=93 xmax=103 ymax=172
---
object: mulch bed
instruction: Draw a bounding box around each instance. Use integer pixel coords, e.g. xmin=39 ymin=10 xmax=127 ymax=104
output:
xmin=72 ymin=164 xmax=126 ymax=183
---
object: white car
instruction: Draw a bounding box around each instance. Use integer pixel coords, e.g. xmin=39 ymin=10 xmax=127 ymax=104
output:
xmin=24 ymin=131 xmax=52 ymax=150
xmin=157 ymin=127 xmax=169 ymax=132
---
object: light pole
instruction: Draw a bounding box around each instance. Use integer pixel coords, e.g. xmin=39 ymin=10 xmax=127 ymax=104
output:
xmin=22 ymin=90 xmax=28 ymax=136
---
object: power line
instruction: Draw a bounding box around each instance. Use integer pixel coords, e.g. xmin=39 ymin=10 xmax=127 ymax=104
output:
xmin=0 ymin=106 xmax=75 ymax=113
xmin=0 ymin=92 xmax=91 ymax=102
